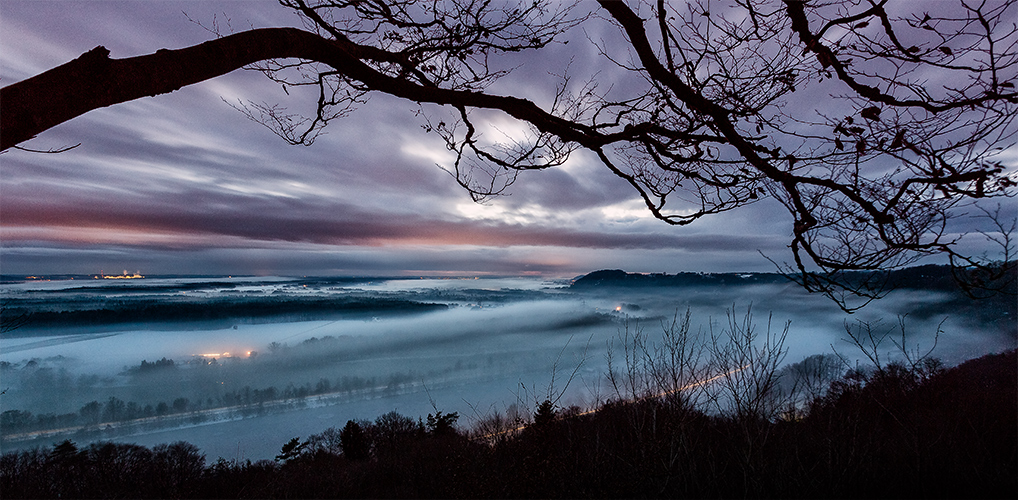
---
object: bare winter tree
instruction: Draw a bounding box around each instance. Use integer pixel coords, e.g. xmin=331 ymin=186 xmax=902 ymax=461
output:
xmin=2 ymin=0 xmax=1015 ymax=308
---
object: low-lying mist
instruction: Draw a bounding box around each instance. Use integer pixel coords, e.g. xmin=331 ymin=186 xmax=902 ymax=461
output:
xmin=1 ymin=274 xmax=1013 ymax=460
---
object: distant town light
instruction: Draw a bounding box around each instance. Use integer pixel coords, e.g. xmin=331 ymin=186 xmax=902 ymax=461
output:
xmin=96 ymin=270 xmax=144 ymax=279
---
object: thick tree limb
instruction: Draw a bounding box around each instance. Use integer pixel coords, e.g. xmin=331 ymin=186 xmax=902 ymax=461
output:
xmin=3 ymin=29 xmax=312 ymax=150
xmin=1 ymin=27 xmax=599 ymax=152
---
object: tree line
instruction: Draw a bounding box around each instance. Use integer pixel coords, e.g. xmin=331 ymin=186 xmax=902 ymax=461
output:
xmin=2 ymin=296 xmax=446 ymax=330
xmin=2 ymin=355 xmax=419 ymax=439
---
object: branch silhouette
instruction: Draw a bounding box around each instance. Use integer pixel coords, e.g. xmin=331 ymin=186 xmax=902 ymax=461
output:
xmin=3 ymin=0 xmax=1015 ymax=308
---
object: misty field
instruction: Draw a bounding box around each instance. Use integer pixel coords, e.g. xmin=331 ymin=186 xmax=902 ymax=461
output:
xmin=1 ymin=272 xmax=1014 ymax=460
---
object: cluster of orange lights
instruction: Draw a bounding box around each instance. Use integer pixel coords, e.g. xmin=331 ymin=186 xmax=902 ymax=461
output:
xmin=93 ymin=270 xmax=144 ymax=279
xmin=195 ymin=351 xmax=253 ymax=358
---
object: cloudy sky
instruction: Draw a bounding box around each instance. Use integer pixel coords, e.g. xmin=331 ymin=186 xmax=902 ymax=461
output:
xmin=0 ymin=1 xmax=995 ymax=277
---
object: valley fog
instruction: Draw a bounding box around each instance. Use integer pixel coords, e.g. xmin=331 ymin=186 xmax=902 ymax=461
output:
xmin=1 ymin=275 xmax=1013 ymax=460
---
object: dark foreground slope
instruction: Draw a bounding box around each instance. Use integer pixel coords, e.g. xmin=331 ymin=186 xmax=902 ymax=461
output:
xmin=2 ymin=349 xmax=1015 ymax=498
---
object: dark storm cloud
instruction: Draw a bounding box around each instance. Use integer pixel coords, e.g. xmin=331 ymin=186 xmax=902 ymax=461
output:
xmin=0 ymin=242 xmax=573 ymax=276
xmin=1 ymin=182 xmax=784 ymax=252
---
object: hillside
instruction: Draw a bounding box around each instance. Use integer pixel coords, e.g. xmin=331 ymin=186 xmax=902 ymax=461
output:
xmin=570 ymin=264 xmax=1008 ymax=291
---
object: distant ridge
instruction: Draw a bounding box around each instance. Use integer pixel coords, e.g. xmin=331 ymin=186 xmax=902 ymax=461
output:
xmin=571 ymin=264 xmax=1013 ymax=291
xmin=571 ymin=269 xmax=785 ymax=288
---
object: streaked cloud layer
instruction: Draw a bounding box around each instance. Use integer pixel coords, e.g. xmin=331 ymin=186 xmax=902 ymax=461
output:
xmin=3 ymin=1 xmax=801 ymax=276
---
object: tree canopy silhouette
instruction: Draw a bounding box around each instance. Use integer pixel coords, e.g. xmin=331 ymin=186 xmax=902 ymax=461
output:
xmin=2 ymin=0 xmax=1015 ymax=308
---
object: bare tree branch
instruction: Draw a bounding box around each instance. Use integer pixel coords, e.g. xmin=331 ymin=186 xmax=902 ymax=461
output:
xmin=2 ymin=0 xmax=1015 ymax=309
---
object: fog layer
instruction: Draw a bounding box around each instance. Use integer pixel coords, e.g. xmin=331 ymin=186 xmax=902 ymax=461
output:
xmin=2 ymin=275 xmax=1013 ymax=459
